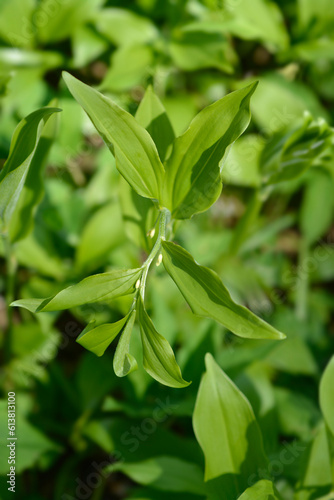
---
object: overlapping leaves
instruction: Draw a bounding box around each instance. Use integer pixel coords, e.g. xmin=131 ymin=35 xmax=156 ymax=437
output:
xmin=11 ymin=80 xmax=285 ymax=389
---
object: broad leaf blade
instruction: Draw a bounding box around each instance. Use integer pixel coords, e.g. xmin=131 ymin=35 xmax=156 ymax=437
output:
xmin=63 ymin=72 xmax=164 ymax=200
xmin=261 ymin=114 xmax=333 ymax=185
xmin=106 ymin=456 xmax=206 ymax=495
xmin=135 ymin=85 xmax=175 ymax=162
xmin=320 ymin=355 xmax=334 ymax=436
xmin=295 ymin=422 xmax=333 ymax=500
xmin=8 ymin=101 xmax=60 ymax=243
xmin=137 ymin=297 xmax=190 ymax=388
xmin=237 ymin=479 xmax=282 ymax=499
xmin=113 ymin=310 xmax=138 ymax=377
xmin=193 ymin=354 xmax=268 ymax=486
xmin=162 ymin=241 xmax=285 ymax=340
xmin=162 ymin=83 xmax=257 ymax=219
xmin=0 ymin=107 xmax=61 ymax=234
xmin=11 ymin=268 xmax=142 ymax=312
xmin=77 ymin=315 xmax=129 ymax=357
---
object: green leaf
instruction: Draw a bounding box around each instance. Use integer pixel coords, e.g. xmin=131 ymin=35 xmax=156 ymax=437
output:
xmin=137 ymin=297 xmax=190 ymax=388
xmin=0 ymin=398 xmax=60 ymax=474
xmin=35 ymin=0 xmax=103 ymax=44
xmin=77 ymin=315 xmax=129 ymax=357
xmin=295 ymin=423 xmax=333 ymax=500
xmin=261 ymin=114 xmax=333 ymax=185
xmin=162 ymin=83 xmax=257 ymax=219
xmin=320 ymin=356 xmax=334 ymax=436
xmin=247 ymin=73 xmax=329 ymax=133
xmin=217 ymin=0 xmax=289 ymax=51
xmin=135 ymin=85 xmax=175 ymax=163
xmin=11 ymin=268 xmax=142 ymax=312
xmin=94 ymin=8 xmax=158 ymax=47
xmin=0 ymin=0 xmax=36 ymax=48
xmin=105 ymin=456 xmax=206 ymax=495
xmin=76 ymin=201 xmax=126 ymax=271
xmin=8 ymin=101 xmax=60 ymax=243
xmin=113 ymin=310 xmax=138 ymax=377
xmin=161 ymin=241 xmax=285 ymax=340
xmin=100 ymin=44 xmax=153 ymax=93
xmin=300 ymin=170 xmax=334 ymax=246
xmin=0 ymin=107 xmax=61 ymax=235
xmin=237 ymin=479 xmax=282 ymax=499
xmin=193 ymin=354 xmax=268 ymax=485
xmin=170 ymin=25 xmax=237 ymax=73
xmin=62 ymin=72 xmax=164 ymax=201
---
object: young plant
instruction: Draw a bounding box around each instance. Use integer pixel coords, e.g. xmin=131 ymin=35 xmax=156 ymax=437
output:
xmin=12 ymin=74 xmax=285 ymax=388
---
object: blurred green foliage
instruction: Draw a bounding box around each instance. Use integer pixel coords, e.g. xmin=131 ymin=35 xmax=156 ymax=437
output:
xmin=0 ymin=0 xmax=334 ymax=499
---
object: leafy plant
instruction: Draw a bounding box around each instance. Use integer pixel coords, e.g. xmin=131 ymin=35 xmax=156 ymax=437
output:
xmin=1 ymin=2 xmax=334 ymax=499
xmin=12 ymin=75 xmax=284 ymax=389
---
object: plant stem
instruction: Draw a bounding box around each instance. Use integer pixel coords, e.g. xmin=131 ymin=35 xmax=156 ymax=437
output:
xmin=140 ymin=207 xmax=169 ymax=300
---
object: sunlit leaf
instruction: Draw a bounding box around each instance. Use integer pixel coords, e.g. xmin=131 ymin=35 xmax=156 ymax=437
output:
xmin=63 ymin=72 xmax=164 ymax=200
xmin=237 ymin=479 xmax=282 ymax=499
xmin=77 ymin=315 xmax=129 ymax=357
xmin=162 ymin=83 xmax=257 ymax=219
xmin=162 ymin=241 xmax=285 ymax=340
xmin=136 ymin=85 xmax=175 ymax=162
xmin=193 ymin=354 xmax=268 ymax=487
xmin=11 ymin=268 xmax=142 ymax=312
xmin=137 ymin=297 xmax=190 ymax=388
xmin=113 ymin=310 xmax=138 ymax=377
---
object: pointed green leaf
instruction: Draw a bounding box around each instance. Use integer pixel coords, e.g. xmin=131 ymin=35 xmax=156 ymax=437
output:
xmin=105 ymin=456 xmax=206 ymax=495
xmin=113 ymin=310 xmax=138 ymax=377
xmin=161 ymin=241 xmax=285 ymax=340
xmin=77 ymin=315 xmax=129 ymax=357
xmin=193 ymin=353 xmax=268 ymax=484
xmin=8 ymin=101 xmax=60 ymax=243
xmin=237 ymin=480 xmax=282 ymax=500
xmin=295 ymin=423 xmax=333 ymax=499
xmin=11 ymin=268 xmax=142 ymax=312
xmin=261 ymin=114 xmax=333 ymax=185
xmin=137 ymin=297 xmax=190 ymax=388
xmin=320 ymin=356 xmax=334 ymax=436
xmin=162 ymin=83 xmax=257 ymax=219
xmin=62 ymin=72 xmax=164 ymax=201
xmin=135 ymin=85 xmax=175 ymax=162
xmin=0 ymin=107 xmax=61 ymax=235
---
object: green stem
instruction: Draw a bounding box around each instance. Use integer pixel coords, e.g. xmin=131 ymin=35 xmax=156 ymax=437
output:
xmin=140 ymin=208 xmax=169 ymax=300
xmin=295 ymin=239 xmax=309 ymax=321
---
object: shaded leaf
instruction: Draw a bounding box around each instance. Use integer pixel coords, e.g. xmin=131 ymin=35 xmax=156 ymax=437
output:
xmin=0 ymin=107 xmax=61 ymax=235
xmin=9 ymin=100 xmax=60 ymax=243
xmin=320 ymin=355 xmax=334 ymax=436
xmin=106 ymin=456 xmax=206 ymax=495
